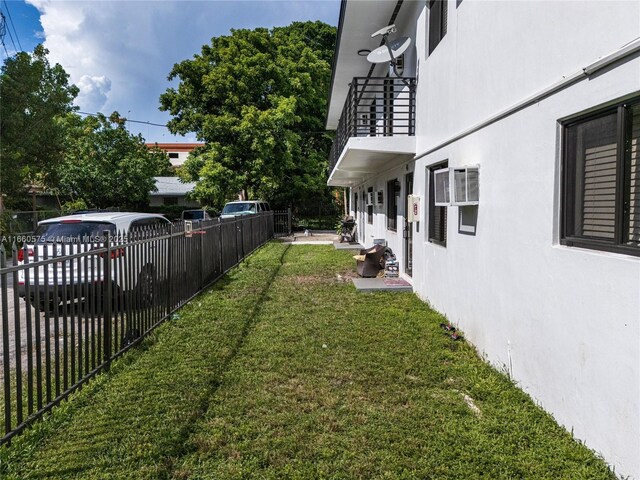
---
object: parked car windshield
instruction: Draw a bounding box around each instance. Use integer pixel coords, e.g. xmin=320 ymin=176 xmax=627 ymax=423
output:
xmin=182 ymin=210 xmax=205 ymax=220
xmin=222 ymin=203 xmax=256 ymax=214
xmin=34 ymin=222 xmax=117 ymax=244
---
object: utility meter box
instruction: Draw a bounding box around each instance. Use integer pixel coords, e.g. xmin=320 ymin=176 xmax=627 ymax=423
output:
xmin=407 ymin=195 xmax=421 ymax=223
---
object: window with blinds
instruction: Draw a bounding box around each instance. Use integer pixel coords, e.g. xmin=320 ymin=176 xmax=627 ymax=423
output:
xmin=428 ymin=0 xmax=448 ymax=55
xmin=387 ymin=179 xmax=400 ymax=231
xmin=627 ymin=105 xmax=640 ymax=246
xmin=562 ymin=98 xmax=640 ymax=255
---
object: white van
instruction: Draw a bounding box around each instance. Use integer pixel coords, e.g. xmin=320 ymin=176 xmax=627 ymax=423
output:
xmin=17 ymin=212 xmax=170 ymax=311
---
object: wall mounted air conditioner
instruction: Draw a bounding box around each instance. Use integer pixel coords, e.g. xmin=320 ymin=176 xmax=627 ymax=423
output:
xmin=366 ymin=192 xmax=374 ymax=206
xmin=452 ymin=166 xmax=479 ymax=206
xmin=433 ymin=167 xmax=450 ymax=206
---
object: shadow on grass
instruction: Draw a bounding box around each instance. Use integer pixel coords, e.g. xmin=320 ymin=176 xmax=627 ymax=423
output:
xmin=160 ymin=244 xmax=291 ymax=474
xmin=1 ymin=244 xmax=291 ymax=480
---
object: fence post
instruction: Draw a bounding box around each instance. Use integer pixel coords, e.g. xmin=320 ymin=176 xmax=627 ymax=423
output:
xmin=11 ymin=243 xmax=23 ymax=425
xmin=219 ymin=220 xmax=224 ymax=274
xmin=167 ymin=224 xmax=173 ymax=315
xmin=287 ymin=207 xmax=292 ymax=236
xmin=1 ymin=244 xmax=11 ymax=437
xmin=199 ymin=222 xmax=204 ymax=289
xmin=237 ymin=217 xmax=242 ymax=264
xmin=103 ymin=230 xmax=112 ymax=370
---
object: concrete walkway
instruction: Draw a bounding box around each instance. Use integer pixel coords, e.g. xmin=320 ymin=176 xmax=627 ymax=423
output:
xmin=275 ymin=230 xmax=365 ymax=249
xmin=333 ymin=240 xmax=364 ymax=250
xmin=352 ymin=277 xmax=413 ymax=293
xmin=274 ymin=235 xmax=409 ymax=292
xmin=276 ymin=230 xmax=338 ymax=245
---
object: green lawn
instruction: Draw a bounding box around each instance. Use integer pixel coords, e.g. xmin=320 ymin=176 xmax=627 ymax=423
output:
xmin=0 ymin=243 xmax=616 ymax=479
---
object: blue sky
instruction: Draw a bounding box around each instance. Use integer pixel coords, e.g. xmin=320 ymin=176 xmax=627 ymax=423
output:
xmin=0 ymin=0 xmax=340 ymax=143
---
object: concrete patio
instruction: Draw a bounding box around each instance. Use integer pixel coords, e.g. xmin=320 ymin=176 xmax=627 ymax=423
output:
xmin=352 ymin=276 xmax=413 ymax=293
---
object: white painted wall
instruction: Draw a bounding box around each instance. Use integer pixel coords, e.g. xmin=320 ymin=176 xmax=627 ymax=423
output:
xmin=341 ymin=1 xmax=640 ymax=474
xmin=406 ymin=1 xmax=640 ymax=477
xmin=168 ymin=151 xmax=190 ymax=168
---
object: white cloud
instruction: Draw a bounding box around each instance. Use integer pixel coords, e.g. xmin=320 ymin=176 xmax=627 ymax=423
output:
xmin=25 ymin=0 xmax=339 ymax=142
xmin=76 ymin=75 xmax=112 ymax=111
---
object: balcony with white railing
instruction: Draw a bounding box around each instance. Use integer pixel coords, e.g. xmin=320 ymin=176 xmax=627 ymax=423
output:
xmin=327 ymin=76 xmax=416 ymax=187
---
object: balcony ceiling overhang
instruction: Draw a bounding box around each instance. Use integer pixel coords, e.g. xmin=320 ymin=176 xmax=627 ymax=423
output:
xmin=326 ymin=1 xmax=400 ymax=130
xmin=327 ymin=136 xmax=416 ymax=187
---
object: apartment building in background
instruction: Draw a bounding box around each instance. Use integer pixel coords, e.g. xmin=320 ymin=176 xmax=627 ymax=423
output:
xmin=326 ymin=1 xmax=640 ymax=476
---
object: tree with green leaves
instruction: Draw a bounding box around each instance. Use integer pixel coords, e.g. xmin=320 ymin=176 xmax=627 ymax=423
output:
xmin=160 ymin=21 xmax=337 ymax=210
xmin=0 ymin=45 xmax=79 ymax=208
xmin=55 ymin=112 xmax=172 ymax=210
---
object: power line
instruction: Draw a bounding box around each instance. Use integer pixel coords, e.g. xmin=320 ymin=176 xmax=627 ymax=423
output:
xmin=2 ymin=0 xmax=21 ymax=51
xmin=76 ymin=111 xmax=332 ymax=135
xmin=4 ymin=22 xmax=16 ymax=53
xmin=78 ymin=111 xmax=170 ymax=128
xmin=0 ymin=11 xmax=10 ymax=58
xmin=0 ymin=8 xmax=16 ymax=54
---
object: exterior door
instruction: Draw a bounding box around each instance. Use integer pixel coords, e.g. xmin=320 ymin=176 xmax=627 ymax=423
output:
xmin=404 ymin=172 xmax=414 ymax=276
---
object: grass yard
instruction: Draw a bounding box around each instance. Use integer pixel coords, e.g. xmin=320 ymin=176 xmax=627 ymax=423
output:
xmin=0 ymin=243 xmax=615 ymax=479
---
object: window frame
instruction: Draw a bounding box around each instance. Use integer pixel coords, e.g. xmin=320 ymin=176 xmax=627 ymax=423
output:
xmin=561 ymin=97 xmax=640 ymax=256
xmin=428 ymin=161 xmax=448 ymax=246
xmin=362 ymin=191 xmax=367 ymax=225
xmin=367 ymin=187 xmax=374 ymax=225
xmin=428 ymin=0 xmax=448 ymax=56
xmin=387 ymin=179 xmax=400 ymax=231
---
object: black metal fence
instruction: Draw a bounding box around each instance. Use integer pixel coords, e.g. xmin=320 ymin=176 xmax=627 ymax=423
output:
xmin=0 ymin=212 xmax=273 ymax=445
xmin=273 ymin=209 xmax=292 ymax=237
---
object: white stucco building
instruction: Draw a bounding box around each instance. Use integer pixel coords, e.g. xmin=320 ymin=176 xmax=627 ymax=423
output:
xmin=327 ymin=1 xmax=640 ymax=477
xmin=145 ymin=143 xmax=205 ymax=168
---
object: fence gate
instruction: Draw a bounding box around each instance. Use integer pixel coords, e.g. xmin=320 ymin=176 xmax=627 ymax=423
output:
xmin=273 ymin=209 xmax=292 ymax=237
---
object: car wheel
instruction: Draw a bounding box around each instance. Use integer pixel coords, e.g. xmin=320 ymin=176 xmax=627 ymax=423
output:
xmin=36 ymin=298 xmax=58 ymax=314
xmin=122 ymin=328 xmax=141 ymax=347
xmin=83 ymin=283 xmax=121 ymax=316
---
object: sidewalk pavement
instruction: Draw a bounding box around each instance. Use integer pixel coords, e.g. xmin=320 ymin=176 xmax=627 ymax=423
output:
xmin=276 ymin=230 xmax=337 ymax=245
